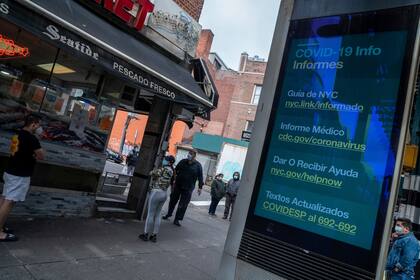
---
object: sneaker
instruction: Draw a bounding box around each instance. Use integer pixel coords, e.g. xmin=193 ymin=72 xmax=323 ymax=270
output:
xmin=2 ymin=226 xmax=13 ymax=234
xmin=162 ymin=215 xmax=171 ymax=220
xmin=0 ymin=233 xmax=18 ymax=242
xmin=222 ymin=216 xmax=227 ymax=220
xmin=149 ymin=234 xmax=157 ymax=243
xmin=138 ymin=233 xmax=149 ymax=241
xmin=173 ymin=220 xmax=181 ymax=227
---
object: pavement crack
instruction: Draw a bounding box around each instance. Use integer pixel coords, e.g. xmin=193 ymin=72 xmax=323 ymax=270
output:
xmin=23 ymin=265 xmax=39 ymax=280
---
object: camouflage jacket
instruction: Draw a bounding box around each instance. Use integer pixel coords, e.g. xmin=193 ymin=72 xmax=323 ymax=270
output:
xmin=149 ymin=166 xmax=174 ymax=191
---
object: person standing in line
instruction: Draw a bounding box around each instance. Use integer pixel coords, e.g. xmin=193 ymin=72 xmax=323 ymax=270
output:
xmin=223 ymin=172 xmax=240 ymax=221
xmin=139 ymin=155 xmax=175 ymax=243
xmin=208 ymin=173 xmax=225 ymax=216
xmin=162 ymin=150 xmax=203 ymax=226
xmin=0 ymin=115 xmax=44 ymax=242
xmin=386 ymin=218 xmax=420 ymax=280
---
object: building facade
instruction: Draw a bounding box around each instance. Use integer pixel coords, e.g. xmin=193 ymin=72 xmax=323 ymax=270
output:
xmin=107 ymin=0 xmax=208 ymax=157
xmin=0 ymin=0 xmax=216 ymax=217
xmin=183 ymin=30 xmax=267 ymax=142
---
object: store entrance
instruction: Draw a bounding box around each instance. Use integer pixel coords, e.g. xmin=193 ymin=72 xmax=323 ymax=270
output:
xmin=99 ymin=110 xmax=149 ymax=200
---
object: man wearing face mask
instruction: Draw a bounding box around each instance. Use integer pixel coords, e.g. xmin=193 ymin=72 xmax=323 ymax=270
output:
xmin=223 ymin=172 xmax=240 ymax=221
xmin=386 ymin=218 xmax=420 ymax=280
xmin=0 ymin=115 xmax=44 ymax=242
xmin=162 ymin=149 xmax=203 ymax=226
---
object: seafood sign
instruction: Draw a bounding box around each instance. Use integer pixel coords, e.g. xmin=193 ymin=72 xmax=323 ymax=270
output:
xmin=42 ymin=25 xmax=98 ymax=60
xmin=0 ymin=34 xmax=30 ymax=58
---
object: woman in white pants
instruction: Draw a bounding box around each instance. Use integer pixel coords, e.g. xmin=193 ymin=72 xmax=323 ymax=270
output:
xmin=139 ymin=155 xmax=175 ymax=242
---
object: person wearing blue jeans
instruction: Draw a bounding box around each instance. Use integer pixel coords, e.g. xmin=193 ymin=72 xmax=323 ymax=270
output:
xmin=139 ymin=155 xmax=175 ymax=243
xmin=386 ymin=218 xmax=420 ymax=280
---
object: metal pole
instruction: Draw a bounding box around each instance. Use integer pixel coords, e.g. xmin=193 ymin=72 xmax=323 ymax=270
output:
xmin=375 ymin=17 xmax=420 ymax=280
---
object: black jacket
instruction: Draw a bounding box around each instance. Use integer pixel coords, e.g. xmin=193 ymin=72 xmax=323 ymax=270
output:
xmin=211 ymin=179 xmax=226 ymax=200
xmin=175 ymin=159 xmax=203 ymax=191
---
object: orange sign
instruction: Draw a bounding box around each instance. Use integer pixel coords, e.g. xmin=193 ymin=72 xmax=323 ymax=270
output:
xmin=0 ymin=35 xmax=30 ymax=58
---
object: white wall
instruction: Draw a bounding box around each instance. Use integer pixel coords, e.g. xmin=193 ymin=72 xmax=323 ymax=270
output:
xmin=216 ymin=143 xmax=248 ymax=180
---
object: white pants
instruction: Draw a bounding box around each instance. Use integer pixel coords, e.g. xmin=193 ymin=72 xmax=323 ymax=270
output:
xmin=2 ymin=172 xmax=31 ymax=202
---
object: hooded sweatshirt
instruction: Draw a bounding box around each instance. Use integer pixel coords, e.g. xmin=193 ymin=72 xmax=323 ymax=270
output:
xmin=226 ymin=178 xmax=240 ymax=196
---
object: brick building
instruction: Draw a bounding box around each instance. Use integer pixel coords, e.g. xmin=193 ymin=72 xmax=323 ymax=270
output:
xmin=173 ymin=0 xmax=205 ymax=21
xmin=183 ymin=30 xmax=267 ymax=142
xmin=108 ymin=0 xmax=207 ymax=156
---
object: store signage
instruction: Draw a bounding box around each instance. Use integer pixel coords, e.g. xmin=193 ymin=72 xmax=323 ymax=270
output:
xmin=146 ymin=0 xmax=201 ymax=57
xmin=0 ymin=34 xmax=29 ymax=58
xmin=241 ymin=131 xmax=251 ymax=142
xmin=113 ymin=61 xmax=176 ymax=100
xmin=42 ymin=25 xmax=99 ymax=60
xmin=0 ymin=2 xmax=9 ymax=14
xmin=90 ymin=0 xmax=154 ymax=31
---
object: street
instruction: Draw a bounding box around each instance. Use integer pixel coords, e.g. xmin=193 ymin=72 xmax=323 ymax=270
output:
xmin=0 ymin=201 xmax=230 ymax=280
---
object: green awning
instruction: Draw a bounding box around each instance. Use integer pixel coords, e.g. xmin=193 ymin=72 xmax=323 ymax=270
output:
xmin=192 ymin=133 xmax=249 ymax=154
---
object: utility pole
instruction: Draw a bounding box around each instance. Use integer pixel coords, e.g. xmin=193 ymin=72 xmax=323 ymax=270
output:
xmin=119 ymin=113 xmax=138 ymax=154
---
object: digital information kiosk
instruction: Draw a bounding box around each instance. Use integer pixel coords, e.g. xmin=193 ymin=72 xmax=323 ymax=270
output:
xmin=224 ymin=2 xmax=420 ymax=280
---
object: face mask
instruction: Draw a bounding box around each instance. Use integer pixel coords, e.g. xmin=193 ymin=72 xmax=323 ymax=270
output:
xmin=35 ymin=127 xmax=43 ymax=136
xmin=395 ymin=225 xmax=404 ymax=234
xmin=187 ymin=154 xmax=193 ymax=160
xmin=162 ymin=159 xmax=169 ymax=166
xmin=233 ymin=176 xmax=239 ymax=180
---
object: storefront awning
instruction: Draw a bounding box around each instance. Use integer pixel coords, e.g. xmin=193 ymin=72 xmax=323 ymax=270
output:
xmin=7 ymin=0 xmax=216 ymax=117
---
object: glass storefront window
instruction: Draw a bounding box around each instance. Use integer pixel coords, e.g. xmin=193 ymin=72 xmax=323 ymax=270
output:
xmin=0 ymin=18 xmax=59 ymax=131
xmin=0 ymin=18 xmax=118 ymax=155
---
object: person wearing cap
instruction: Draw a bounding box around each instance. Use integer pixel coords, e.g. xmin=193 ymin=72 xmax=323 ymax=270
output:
xmin=139 ymin=155 xmax=175 ymax=243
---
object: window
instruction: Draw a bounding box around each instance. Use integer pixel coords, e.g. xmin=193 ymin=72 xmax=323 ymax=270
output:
xmin=251 ymin=85 xmax=262 ymax=105
xmin=0 ymin=18 xmax=118 ymax=154
xmin=245 ymin=120 xmax=254 ymax=132
xmin=0 ymin=18 xmax=59 ymax=128
xmin=214 ymin=59 xmax=222 ymax=70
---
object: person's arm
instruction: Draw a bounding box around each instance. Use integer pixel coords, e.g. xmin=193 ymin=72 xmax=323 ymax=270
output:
xmin=394 ymin=239 xmax=419 ymax=272
xmin=34 ymin=148 xmax=44 ymax=160
xmin=170 ymin=168 xmax=176 ymax=186
xmin=196 ymin=163 xmax=204 ymax=195
xmin=197 ymin=163 xmax=204 ymax=189
xmin=234 ymin=181 xmax=240 ymax=195
xmin=210 ymin=180 xmax=217 ymax=197
xmin=175 ymin=159 xmax=184 ymax=175
xmin=149 ymin=168 xmax=160 ymax=178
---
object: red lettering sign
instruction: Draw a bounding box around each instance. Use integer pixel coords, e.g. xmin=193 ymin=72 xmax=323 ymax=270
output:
xmin=92 ymin=0 xmax=154 ymax=31
xmin=0 ymin=35 xmax=30 ymax=58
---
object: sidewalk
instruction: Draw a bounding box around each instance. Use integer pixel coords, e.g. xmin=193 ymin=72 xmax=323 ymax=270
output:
xmin=0 ymin=203 xmax=229 ymax=280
